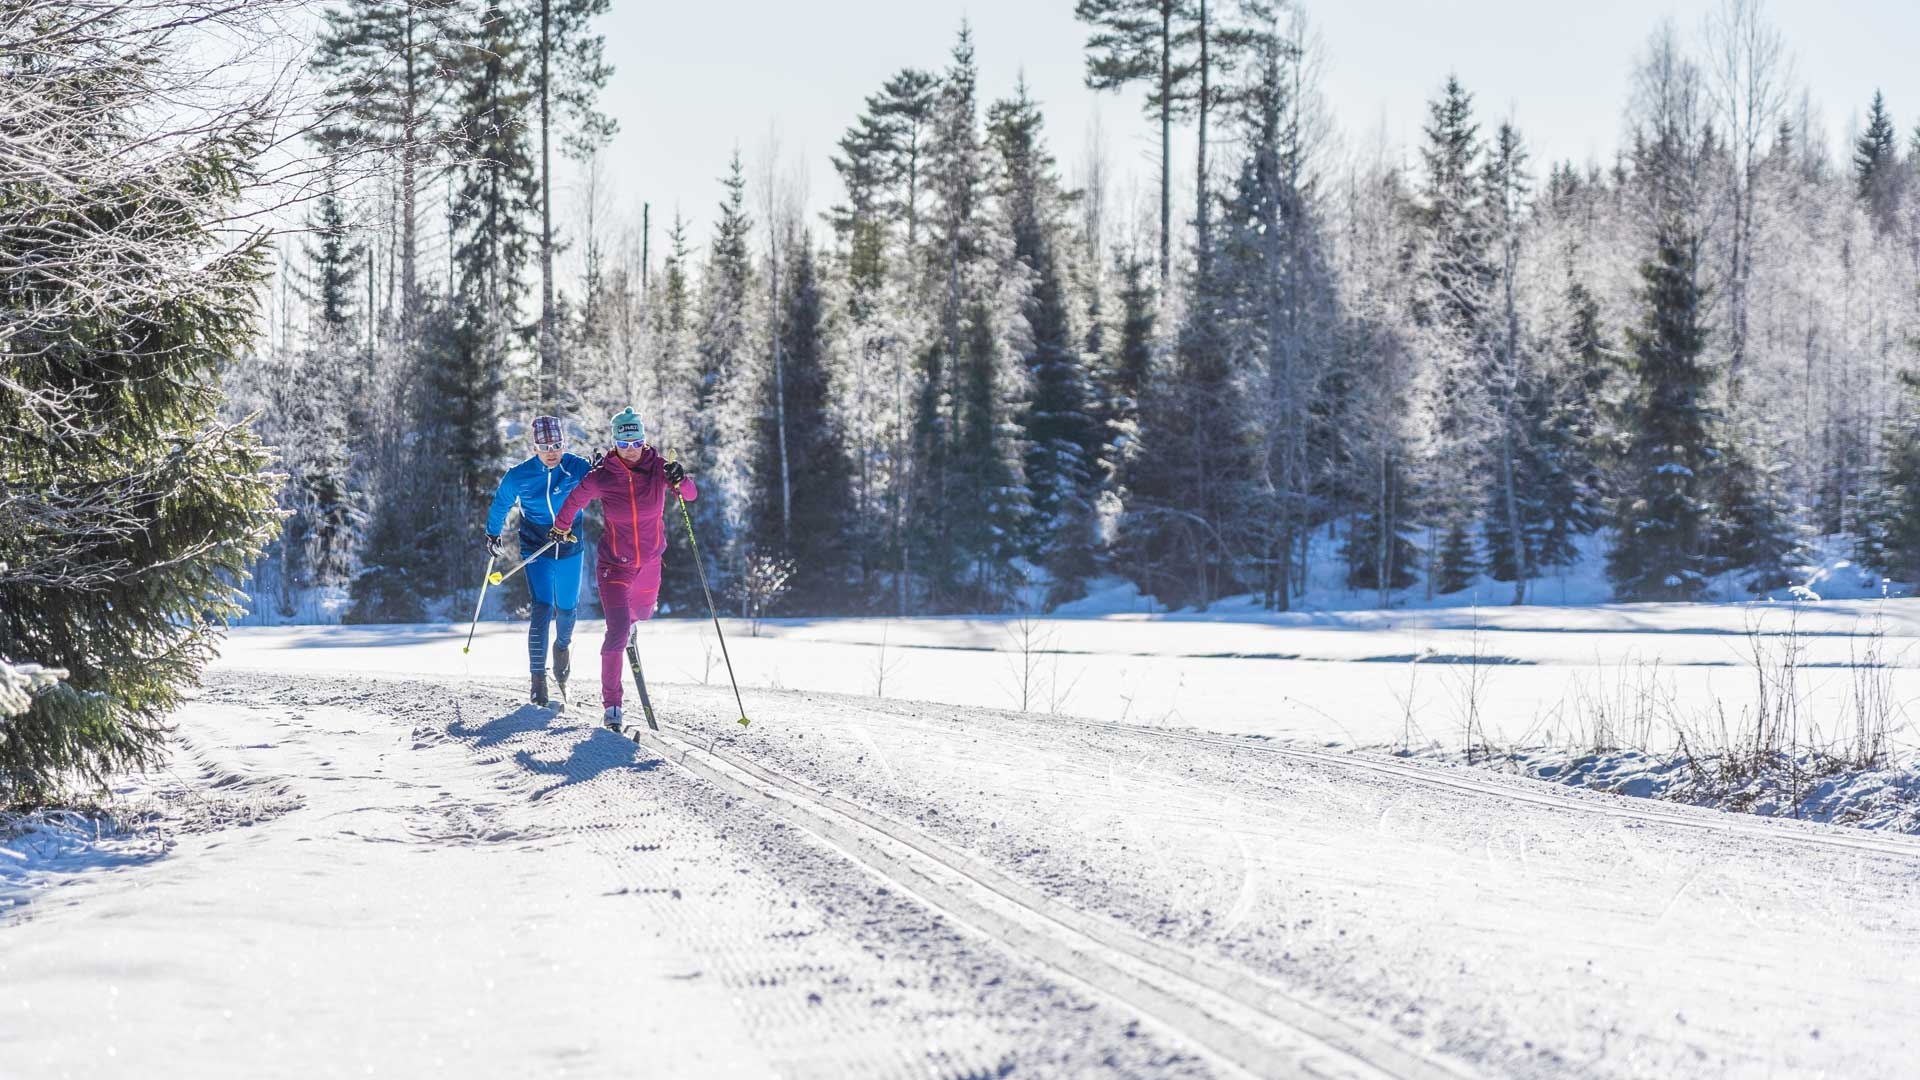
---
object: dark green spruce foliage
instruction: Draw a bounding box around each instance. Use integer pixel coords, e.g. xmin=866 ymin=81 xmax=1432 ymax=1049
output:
xmin=1861 ymin=373 xmax=1920 ymax=586
xmin=349 ymin=0 xmax=527 ymax=620
xmin=1118 ymin=241 xmax=1256 ymax=611
xmin=990 ymin=87 xmax=1103 ymax=605
xmin=1416 ymin=76 xmax=1494 ymax=595
xmin=1853 ymin=91 xmax=1903 ymax=235
xmin=0 ymin=6 xmax=280 ymax=797
xmin=913 ymin=29 xmax=1027 ymax=610
xmin=750 ymin=241 xmax=854 ymax=612
xmin=1608 ymin=220 xmax=1715 ymax=601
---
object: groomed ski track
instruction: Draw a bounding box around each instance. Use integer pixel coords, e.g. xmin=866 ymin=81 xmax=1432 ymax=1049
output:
xmin=634 ymin=720 xmax=1466 ymax=1080
xmin=5 ymin=667 xmax=1918 ymax=1077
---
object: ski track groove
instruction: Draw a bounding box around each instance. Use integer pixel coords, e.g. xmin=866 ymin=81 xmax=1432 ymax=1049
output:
xmin=637 ymin=719 xmax=1471 ymax=1080
xmin=437 ymin=691 xmax=995 ymax=1080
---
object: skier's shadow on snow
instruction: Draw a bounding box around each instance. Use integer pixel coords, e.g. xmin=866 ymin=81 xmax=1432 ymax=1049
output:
xmin=447 ymin=703 xmax=561 ymax=749
xmin=513 ymin=729 xmax=663 ymax=800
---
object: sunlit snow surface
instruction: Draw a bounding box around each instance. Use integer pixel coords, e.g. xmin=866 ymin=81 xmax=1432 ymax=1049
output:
xmin=217 ymin=597 xmax=1920 ymax=752
xmin=2 ymin=601 xmax=1918 ymax=1076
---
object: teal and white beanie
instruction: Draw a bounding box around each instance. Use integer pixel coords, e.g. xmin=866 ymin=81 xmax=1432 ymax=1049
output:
xmin=610 ymin=407 xmax=645 ymax=445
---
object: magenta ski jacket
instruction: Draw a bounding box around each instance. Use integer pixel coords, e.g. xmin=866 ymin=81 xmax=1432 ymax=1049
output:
xmin=553 ymin=446 xmax=699 ymax=570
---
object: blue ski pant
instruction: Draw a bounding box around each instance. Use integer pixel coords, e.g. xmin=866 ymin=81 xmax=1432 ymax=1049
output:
xmin=524 ymin=553 xmax=583 ymax=673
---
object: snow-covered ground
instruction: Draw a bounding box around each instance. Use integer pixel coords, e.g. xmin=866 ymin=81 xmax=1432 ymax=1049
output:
xmin=6 ymin=601 xmax=1920 ymax=1076
xmin=216 ymin=597 xmax=1920 ymax=757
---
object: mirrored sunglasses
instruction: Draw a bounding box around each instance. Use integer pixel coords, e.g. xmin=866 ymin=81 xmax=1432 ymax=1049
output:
xmin=613 ymin=438 xmax=645 ymax=449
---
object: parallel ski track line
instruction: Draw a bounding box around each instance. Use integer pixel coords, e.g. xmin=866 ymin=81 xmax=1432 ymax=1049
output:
xmin=635 ymin=722 xmax=1471 ymax=1080
xmin=815 ymin=697 xmax=1920 ymax=863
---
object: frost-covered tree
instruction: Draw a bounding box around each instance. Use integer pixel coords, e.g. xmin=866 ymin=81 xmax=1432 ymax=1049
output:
xmin=530 ymin=0 xmax=615 ymax=402
xmin=750 ymin=239 xmax=853 ymax=612
xmin=1413 ymin=75 xmax=1495 ymax=595
xmin=312 ymin=0 xmax=463 ymax=324
xmin=0 ymin=0 xmax=283 ymax=796
xmin=990 ymin=85 xmax=1102 ymax=604
xmin=1609 ymin=217 xmax=1715 ymax=601
xmin=1215 ymin=12 xmax=1338 ymax=610
xmin=1853 ymin=90 xmax=1903 ymax=235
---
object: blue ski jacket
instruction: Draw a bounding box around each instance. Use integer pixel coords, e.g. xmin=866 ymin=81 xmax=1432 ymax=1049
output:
xmin=487 ymin=453 xmax=592 ymax=560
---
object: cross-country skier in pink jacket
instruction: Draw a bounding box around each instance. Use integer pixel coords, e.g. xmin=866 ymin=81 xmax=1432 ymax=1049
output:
xmin=548 ymin=408 xmax=697 ymax=732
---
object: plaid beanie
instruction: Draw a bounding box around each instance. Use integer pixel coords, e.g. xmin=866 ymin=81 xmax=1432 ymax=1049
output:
xmin=532 ymin=415 xmax=564 ymax=449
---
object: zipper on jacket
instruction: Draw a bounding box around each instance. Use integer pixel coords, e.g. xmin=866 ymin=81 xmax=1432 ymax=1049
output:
xmin=626 ymin=466 xmax=638 ymax=563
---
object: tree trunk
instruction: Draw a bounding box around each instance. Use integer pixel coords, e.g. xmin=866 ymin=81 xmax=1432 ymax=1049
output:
xmin=1157 ymin=2 xmax=1171 ymax=283
xmin=538 ymin=0 xmax=556 ymax=406
xmin=771 ymin=225 xmax=790 ymax=546
xmin=400 ymin=3 xmax=417 ymax=332
xmin=1194 ymin=0 xmax=1210 ymax=280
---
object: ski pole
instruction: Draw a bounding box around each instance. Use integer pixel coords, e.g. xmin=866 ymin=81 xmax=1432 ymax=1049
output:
xmin=487 ymin=539 xmax=558 ymax=586
xmin=463 ymin=554 xmax=497 ymax=655
xmin=667 ymin=449 xmax=750 ymax=728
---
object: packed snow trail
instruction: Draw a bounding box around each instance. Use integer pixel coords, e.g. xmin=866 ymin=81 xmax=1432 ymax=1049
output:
xmin=5 ymin=667 xmax=1920 ymax=1078
xmin=0 ymin=673 xmax=1204 ymax=1078
xmin=632 ymin=724 xmax=1466 ymax=1080
xmin=637 ymin=683 xmax=1920 ymax=1078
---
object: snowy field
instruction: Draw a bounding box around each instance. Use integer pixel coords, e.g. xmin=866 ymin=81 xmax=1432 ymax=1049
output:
xmin=219 ymin=597 xmax=1920 ymax=755
xmin=5 ymin=602 xmax=1920 ymax=1076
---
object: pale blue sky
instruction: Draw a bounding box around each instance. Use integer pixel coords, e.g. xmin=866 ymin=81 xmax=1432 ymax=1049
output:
xmin=582 ymin=0 xmax=1920 ymax=254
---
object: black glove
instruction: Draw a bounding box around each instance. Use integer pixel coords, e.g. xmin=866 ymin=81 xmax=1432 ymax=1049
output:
xmin=547 ymin=524 xmax=576 ymax=546
xmin=664 ymin=460 xmax=686 ymax=487
xmin=485 ymin=531 xmax=510 ymax=561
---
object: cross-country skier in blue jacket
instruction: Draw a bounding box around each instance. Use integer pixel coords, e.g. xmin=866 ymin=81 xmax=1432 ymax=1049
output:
xmin=485 ymin=415 xmax=591 ymax=707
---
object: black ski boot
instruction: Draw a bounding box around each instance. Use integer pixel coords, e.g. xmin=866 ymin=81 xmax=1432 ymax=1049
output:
xmin=552 ymin=646 xmax=571 ymax=697
xmin=529 ymin=672 xmax=549 ymax=708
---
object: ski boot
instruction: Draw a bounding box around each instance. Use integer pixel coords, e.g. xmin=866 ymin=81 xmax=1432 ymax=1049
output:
xmin=552 ymin=645 xmax=571 ymax=699
xmin=529 ymin=671 xmax=549 ymax=708
xmin=603 ymin=705 xmax=624 ymax=733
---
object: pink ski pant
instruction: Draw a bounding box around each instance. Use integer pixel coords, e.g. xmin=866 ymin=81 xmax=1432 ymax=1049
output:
xmin=596 ymin=557 xmax=661 ymax=708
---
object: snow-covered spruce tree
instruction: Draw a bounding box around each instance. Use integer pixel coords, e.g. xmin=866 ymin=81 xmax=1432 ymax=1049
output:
xmin=909 ymin=27 xmax=1029 ymax=611
xmin=1862 ymin=372 xmax=1920 ymax=586
xmin=1118 ymin=203 xmax=1259 ymax=611
xmin=748 ymin=239 xmax=854 ymax=613
xmin=1217 ymin=12 xmax=1339 ymax=611
xmin=1336 ymin=158 xmax=1423 ymax=599
xmin=945 ymin=36 xmax=1031 ymax=610
xmin=0 ymin=0 xmax=281 ymax=797
xmin=681 ymin=153 xmax=758 ymax=613
xmin=349 ymin=0 xmax=528 ymax=620
xmin=1476 ymin=121 xmax=1591 ymax=602
xmin=1853 ymin=90 xmax=1904 ymax=237
xmin=275 ymin=195 xmax=368 ymax=611
xmin=1412 ymin=76 xmax=1497 ymax=596
xmin=989 ymin=85 xmax=1103 ymax=606
xmin=1100 ymin=250 xmax=1158 ymax=482
xmin=1607 ymin=216 xmax=1715 ymax=601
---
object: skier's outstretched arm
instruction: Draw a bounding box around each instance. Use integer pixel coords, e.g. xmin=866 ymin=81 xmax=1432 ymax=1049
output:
xmin=551 ymin=470 xmax=601 ymax=540
xmin=664 ymin=459 xmax=699 ymax=502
